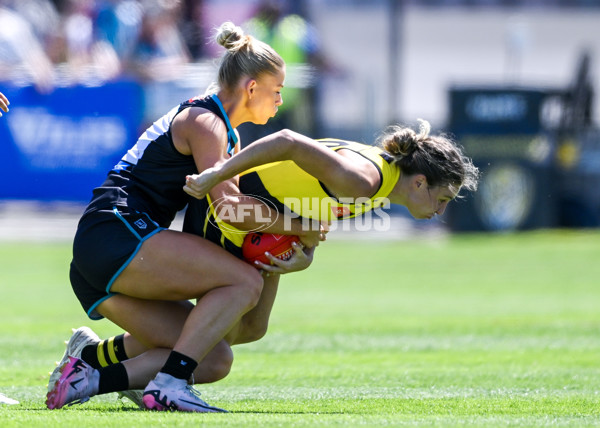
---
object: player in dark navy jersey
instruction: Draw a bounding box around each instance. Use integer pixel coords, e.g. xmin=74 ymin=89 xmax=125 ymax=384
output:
xmin=47 ymin=22 xmax=326 ymax=413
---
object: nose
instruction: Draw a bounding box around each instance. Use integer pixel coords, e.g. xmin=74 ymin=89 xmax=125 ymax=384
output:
xmin=276 ymin=94 xmax=283 ymax=106
xmin=436 ymin=201 xmax=449 ymax=216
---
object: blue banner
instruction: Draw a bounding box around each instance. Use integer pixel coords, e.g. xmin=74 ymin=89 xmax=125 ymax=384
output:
xmin=0 ymin=81 xmax=143 ymax=201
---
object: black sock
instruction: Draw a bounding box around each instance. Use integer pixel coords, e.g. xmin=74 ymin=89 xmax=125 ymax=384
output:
xmin=97 ymin=363 xmax=129 ymax=394
xmin=81 ymin=335 xmax=128 ymax=369
xmin=160 ymin=351 xmax=198 ymax=381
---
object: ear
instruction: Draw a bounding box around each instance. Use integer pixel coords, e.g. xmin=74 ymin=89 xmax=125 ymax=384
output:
xmin=413 ymin=174 xmax=428 ymax=189
xmin=245 ymin=78 xmax=257 ymax=98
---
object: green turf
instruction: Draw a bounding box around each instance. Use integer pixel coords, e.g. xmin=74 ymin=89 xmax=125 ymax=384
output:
xmin=1 ymin=229 xmax=599 ymax=426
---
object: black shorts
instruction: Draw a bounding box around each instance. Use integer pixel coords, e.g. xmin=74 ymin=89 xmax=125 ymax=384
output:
xmin=70 ymin=206 xmax=165 ymax=320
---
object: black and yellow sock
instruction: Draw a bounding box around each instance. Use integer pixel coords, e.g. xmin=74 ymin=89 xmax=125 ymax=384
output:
xmin=81 ymin=335 xmax=128 ymax=369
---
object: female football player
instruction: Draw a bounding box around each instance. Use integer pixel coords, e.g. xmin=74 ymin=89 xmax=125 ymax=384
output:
xmin=181 ymin=119 xmax=480 ymax=271
xmin=46 ymin=22 xmax=325 ymax=413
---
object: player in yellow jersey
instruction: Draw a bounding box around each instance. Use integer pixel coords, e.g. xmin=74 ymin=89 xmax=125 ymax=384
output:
xmin=181 ymin=138 xmax=398 ymax=259
xmin=183 ymin=119 xmax=480 ymax=269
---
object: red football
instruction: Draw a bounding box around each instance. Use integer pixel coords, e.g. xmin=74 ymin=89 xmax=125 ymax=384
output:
xmin=242 ymin=232 xmax=300 ymax=265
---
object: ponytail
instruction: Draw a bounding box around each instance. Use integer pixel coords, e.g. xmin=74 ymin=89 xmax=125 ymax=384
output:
xmin=378 ymin=119 xmax=479 ymax=194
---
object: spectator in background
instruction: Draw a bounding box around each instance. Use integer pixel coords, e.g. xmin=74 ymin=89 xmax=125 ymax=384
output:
xmin=0 ymin=2 xmax=55 ymax=92
xmin=5 ymin=0 xmax=60 ymax=47
xmin=94 ymin=0 xmax=145 ymax=67
xmin=180 ymin=0 xmax=207 ymax=61
xmin=53 ymin=0 xmax=121 ymax=82
xmin=125 ymin=0 xmax=191 ymax=82
xmin=2 ymin=0 xmax=190 ymax=86
xmin=240 ymin=0 xmax=332 ymax=141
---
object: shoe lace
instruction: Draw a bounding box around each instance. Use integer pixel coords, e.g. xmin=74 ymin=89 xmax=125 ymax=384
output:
xmin=184 ymin=385 xmax=208 ymax=405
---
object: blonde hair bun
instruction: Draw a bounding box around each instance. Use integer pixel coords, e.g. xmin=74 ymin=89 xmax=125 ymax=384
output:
xmin=215 ymin=22 xmax=248 ymax=52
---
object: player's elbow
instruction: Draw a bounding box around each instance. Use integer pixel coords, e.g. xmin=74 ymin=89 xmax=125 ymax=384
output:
xmin=272 ymin=128 xmax=306 ymax=155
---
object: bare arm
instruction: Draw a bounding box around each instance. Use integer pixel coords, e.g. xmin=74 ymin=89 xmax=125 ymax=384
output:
xmin=174 ymin=112 xmax=324 ymax=249
xmin=184 ymin=129 xmax=380 ymax=200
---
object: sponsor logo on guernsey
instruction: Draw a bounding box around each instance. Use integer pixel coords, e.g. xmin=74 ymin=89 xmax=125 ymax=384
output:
xmin=134 ymin=219 xmax=147 ymax=230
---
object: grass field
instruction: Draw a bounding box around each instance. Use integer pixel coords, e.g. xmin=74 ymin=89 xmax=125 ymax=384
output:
xmin=0 ymin=229 xmax=599 ymax=427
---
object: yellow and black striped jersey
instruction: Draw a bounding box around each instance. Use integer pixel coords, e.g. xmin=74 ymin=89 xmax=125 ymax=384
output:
xmin=239 ymin=138 xmax=399 ymax=220
xmin=182 ymin=138 xmax=400 ymax=258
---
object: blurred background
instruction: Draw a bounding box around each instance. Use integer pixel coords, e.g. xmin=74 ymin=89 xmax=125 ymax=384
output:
xmin=1 ymin=0 xmax=599 ymax=237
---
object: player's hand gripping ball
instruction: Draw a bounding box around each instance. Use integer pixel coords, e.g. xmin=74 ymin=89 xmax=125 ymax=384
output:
xmin=242 ymin=232 xmax=301 ymax=265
